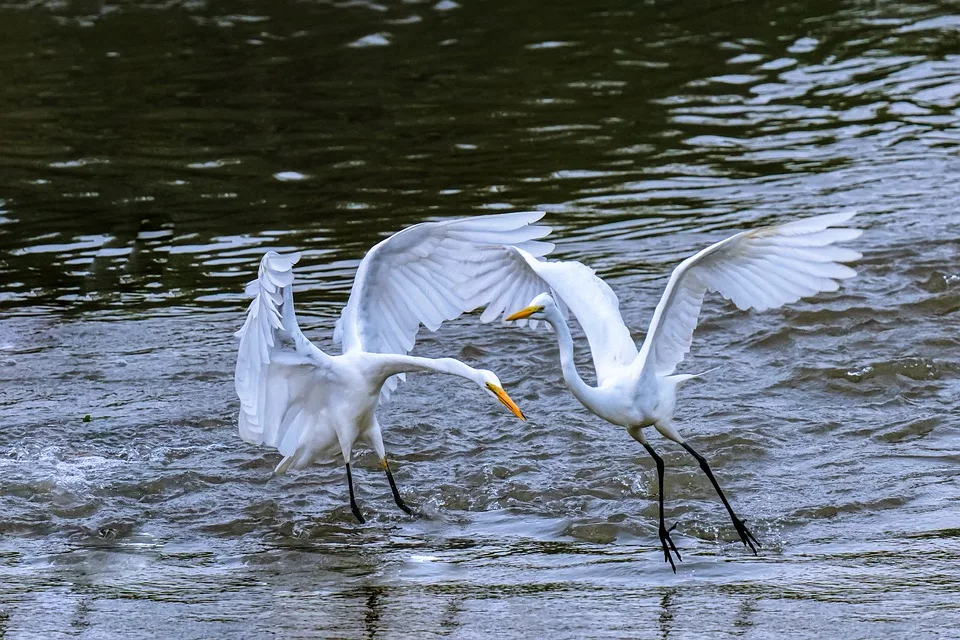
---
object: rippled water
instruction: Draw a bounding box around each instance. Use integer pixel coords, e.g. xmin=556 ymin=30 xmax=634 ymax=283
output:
xmin=2 ymin=0 xmax=960 ymax=637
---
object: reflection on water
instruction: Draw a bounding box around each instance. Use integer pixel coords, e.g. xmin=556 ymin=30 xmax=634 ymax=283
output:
xmin=1 ymin=0 xmax=960 ymax=637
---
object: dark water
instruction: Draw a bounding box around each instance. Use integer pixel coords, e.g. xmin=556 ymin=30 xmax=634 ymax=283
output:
xmin=2 ymin=0 xmax=960 ymax=637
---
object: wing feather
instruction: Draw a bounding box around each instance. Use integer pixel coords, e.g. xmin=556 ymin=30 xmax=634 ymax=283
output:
xmin=636 ymin=212 xmax=862 ymax=377
xmin=335 ymin=212 xmax=554 ymax=400
xmin=235 ymin=251 xmax=336 ymax=466
xmin=408 ymin=264 xmax=463 ymax=319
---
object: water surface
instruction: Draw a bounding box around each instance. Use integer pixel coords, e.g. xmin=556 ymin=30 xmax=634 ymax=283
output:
xmin=1 ymin=0 xmax=960 ymax=638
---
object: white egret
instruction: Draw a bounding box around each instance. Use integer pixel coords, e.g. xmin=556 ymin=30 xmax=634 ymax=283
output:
xmin=501 ymin=212 xmax=861 ymax=571
xmin=235 ymin=212 xmax=552 ymax=523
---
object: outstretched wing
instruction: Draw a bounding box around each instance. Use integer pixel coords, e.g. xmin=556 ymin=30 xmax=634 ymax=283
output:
xmin=235 ymin=251 xmax=335 ymax=467
xmin=333 ymin=211 xmax=553 ymax=398
xmin=636 ymin=211 xmax=862 ymax=378
xmin=487 ymin=247 xmax=638 ymax=384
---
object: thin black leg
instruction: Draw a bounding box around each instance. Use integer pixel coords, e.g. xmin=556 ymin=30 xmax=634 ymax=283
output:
xmin=640 ymin=441 xmax=682 ymax=572
xmin=345 ymin=462 xmax=365 ymax=524
xmin=382 ymin=458 xmax=414 ymax=515
xmin=680 ymin=442 xmax=759 ymax=554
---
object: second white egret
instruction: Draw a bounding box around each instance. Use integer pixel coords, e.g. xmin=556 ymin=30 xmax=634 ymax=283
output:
xmin=501 ymin=212 xmax=862 ymax=571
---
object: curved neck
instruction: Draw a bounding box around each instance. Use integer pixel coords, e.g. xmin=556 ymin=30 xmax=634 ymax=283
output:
xmin=369 ymin=353 xmax=479 ymax=386
xmin=545 ymin=308 xmax=602 ymax=412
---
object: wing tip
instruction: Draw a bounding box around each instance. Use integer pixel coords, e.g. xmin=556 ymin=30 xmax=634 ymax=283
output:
xmin=773 ymin=210 xmax=861 ymax=236
xmin=842 ymin=248 xmax=863 ymax=264
xmin=262 ymin=250 xmax=302 ymax=268
xmin=844 ymin=228 xmax=864 ymax=243
xmin=814 ymin=209 xmax=860 ymax=228
xmin=502 ymin=210 xmax=547 ymax=224
xmin=831 ymin=209 xmax=859 ymax=224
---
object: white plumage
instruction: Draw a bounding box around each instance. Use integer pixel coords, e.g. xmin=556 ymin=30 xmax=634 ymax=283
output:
xmin=637 ymin=211 xmax=861 ymax=378
xmin=234 ymin=212 xmax=544 ymax=522
xmin=501 ymin=212 xmax=862 ymax=571
xmin=332 ymin=210 xmax=552 ymax=399
xmin=500 ymin=248 xmax=638 ymax=385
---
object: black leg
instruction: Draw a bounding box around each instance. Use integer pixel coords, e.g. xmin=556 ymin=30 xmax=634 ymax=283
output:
xmin=640 ymin=441 xmax=682 ymax=572
xmin=382 ymin=458 xmax=414 ymax=515
xmin=345 ymin=462 xmax=365 ymax=524
xmin=680 ymin=442 xmax=759 ymax=554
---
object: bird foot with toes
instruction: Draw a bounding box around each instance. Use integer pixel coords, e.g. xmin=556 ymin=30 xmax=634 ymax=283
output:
xmin=659 ymin=522 xmax=682 ymax=572
xmin=732 ymin=517 xmax=760 ymax=554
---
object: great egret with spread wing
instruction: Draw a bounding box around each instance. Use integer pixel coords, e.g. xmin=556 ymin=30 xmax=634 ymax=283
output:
xmin=499 ymin=212 xmax=861 ymax=571
xmin=235 ymin=212 xmax=552 ymax=523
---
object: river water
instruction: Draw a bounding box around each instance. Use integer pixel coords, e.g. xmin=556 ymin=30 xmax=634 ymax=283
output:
xmin=1 ymin=0 xmax=959 ymax=638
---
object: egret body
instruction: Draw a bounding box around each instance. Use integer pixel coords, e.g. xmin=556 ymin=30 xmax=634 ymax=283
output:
xmin=503 ymin=212 xmax=862 ymax=570
xmin=235 ymin=212 xmax=551 ymax=522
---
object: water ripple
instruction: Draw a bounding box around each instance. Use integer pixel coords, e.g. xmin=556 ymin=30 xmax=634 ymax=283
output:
xmin=1 ymin=0 xmax=960 ymax=636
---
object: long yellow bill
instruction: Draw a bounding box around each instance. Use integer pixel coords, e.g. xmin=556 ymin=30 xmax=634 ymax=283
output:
xmin=505 ymin=305 xmax=543 ymax=321
xmin=487 ymin=383 xmax=525 ymax=421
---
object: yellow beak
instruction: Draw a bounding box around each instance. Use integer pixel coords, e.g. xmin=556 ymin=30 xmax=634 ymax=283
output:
xmin=486 ymin=383 xmax=525 ymax=421
xmin=505 ymin=305 xmax=543 ymax=321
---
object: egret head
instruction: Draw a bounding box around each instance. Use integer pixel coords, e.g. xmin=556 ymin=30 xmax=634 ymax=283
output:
xmin=478 ymin=369 xmax=525 ymax=421
xmin=505 ymin=292 xmax=556 ymax=322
